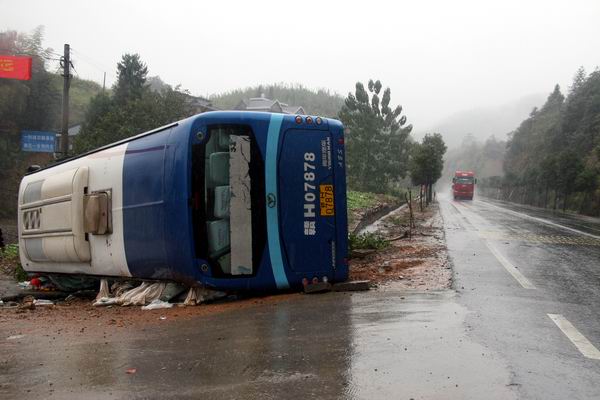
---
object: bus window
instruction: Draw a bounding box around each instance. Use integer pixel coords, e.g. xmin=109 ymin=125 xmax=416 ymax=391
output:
xmin=192 ymin=125 xmax=266 ymax=277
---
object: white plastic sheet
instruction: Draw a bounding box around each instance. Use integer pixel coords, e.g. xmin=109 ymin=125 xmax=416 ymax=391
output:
xmin=93 ymin=281 xmax=225 ymax=307
xmin=93 ymin=282 xmax=165 ymax=307
xmin=95 ymin=278 xmax=110 ymax=301
xmin=141 ymin=299 xmax=174 ymax=310
xmin=183 ymin=287 xmax=226 ymax=306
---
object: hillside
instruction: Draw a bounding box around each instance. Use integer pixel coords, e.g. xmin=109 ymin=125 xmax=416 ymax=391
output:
xmin=440 ymin=135 xmax=506 ymax=189
xmin=210 ymin=83 xmax=345 ymax=118
xmin=48 ymin=74 xmax=104 ymax=126
xmin=424 ymin=93 xmax=546 ymax=148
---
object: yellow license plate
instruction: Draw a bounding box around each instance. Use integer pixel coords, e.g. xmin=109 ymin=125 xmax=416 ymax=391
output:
xmin=319 ymin=184 xmax=335 ymax=216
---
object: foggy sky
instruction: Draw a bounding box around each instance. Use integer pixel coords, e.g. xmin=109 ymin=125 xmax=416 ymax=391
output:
xmin=2 ymin=0 xmax=600 ymax=133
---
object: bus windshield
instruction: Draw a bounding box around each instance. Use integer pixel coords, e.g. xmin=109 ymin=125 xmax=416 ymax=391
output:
xmin=192 ymin=124 xmax=266 ymax=277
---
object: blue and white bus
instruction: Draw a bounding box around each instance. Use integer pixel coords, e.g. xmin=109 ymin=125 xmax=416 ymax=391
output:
xmin=17 ymin=111 xmax=348 ymax=291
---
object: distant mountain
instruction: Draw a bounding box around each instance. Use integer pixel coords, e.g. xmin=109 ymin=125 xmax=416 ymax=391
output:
xmin=423 ymin=93 xmax=546 ymax=149
xmin=48 ymin=74 xmax=103 ymax=126
xmin=210 ymin=83 xmax=345 ymax=118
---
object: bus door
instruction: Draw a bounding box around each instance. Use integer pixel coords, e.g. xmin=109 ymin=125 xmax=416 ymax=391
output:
xmin=278 ymin=129 xmax=336 ymax=278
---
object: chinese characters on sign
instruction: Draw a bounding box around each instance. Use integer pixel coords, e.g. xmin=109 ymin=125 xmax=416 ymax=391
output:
xmin=304 ymin=221 xmax=316 ymax=236
xmin=21 ymin=131 xmax=57 ymax=153
xmin=0 ymin=56 xmax=32 ymax=81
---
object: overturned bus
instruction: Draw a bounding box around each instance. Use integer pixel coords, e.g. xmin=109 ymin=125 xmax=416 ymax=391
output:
xmin=18 ymin=111 xmax=348 ymax=291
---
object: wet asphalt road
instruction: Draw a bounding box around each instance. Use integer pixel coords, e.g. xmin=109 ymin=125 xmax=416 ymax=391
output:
xmin=442 ymin=196 xmax=600 ymax=399
xmin=2 ymin=196 xmax=600 ymax=399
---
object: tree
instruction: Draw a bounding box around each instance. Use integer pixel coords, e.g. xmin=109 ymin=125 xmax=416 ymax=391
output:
xmin=339 ymin=79 xmax=412 ymax=192
xmin=410 ymin=133 xmax=447 ymax=205
xmin=569 ymin=66 xmax=587 ymax=94
xmin=113 ymin=53 xmax=148 ymax=104
xmin=503 ymin=84 xmax=565 ymax=206
xmin=500 ymin=67 xmax=600 ymax=215
xmin=555 ymin=151 xmax=582 ymax=211
xmin=74 ymin=55 xmax=194 ymax=153
xmin=211 ymin=83 xmax=345 ymax=118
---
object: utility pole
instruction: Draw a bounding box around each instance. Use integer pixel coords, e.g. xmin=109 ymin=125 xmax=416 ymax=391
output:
xmin=102 ymin=71 xmax=106 ymax=91
xmin=60 ymin=43 xmax=71 ymax=157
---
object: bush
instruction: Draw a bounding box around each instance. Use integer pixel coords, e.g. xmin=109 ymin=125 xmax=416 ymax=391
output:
xmin=0 ymin=244 xmax=27 ymax=281
xmin=348 ymin=232 xmax=389 ymax=251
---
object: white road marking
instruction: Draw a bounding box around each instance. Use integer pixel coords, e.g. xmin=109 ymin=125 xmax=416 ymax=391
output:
xmin=479 ymin=200 xmax=600 ymax=240
xmin=483 ymin=240 xmax=536 ymax=289
xmin=449 ymin=200 xmax=536 ymax=289
xmin=548 ymin=314 xmax=600 ymax=360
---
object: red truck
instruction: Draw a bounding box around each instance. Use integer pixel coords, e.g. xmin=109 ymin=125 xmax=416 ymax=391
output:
xmin=452 ymin=171 xmax=476 ymax=200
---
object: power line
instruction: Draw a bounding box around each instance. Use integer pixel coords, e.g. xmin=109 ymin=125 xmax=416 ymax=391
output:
xmin=70 ymin=48 xmax=112 ymax=74
xmin=67 ymin=48 xmax=117 ymax=88
xmin=70 ymin=62 xmax=79 ymax=78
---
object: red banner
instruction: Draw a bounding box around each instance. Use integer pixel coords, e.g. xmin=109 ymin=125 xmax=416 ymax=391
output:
xmin=0 ymin=55 xmax=32 ymax=81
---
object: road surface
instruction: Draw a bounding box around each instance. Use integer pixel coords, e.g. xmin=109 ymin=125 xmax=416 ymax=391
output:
xmin=1 ymin=196 xmax=600 ymax=399
xmin=441 ymin=196 xmax=600 ymax=400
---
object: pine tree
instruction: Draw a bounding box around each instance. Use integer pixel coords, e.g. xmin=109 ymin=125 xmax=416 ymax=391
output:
xmin=113 ymin=54 xmax=148 ymax=104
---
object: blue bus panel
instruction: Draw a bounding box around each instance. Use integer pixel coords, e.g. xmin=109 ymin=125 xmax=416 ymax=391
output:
xmin=18 ymin=111 xmax=349 ymax=291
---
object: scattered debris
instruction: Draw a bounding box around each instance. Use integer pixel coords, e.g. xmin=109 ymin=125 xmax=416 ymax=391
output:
xmin=332 ymin=280 xmax=370 ymax=292
xmin=17 ymin=281 xmax=31 ymax=289
xmin=19 ymin=295 xmax=35 ymax=310
xmin=33 ymin=299 xmax=54 ymax=306
xmin=1 ymin=301 xmax=18 ymax=308
xmin=303 ymin=281 xmax=332 ymax=294
xmin=349 ymin=201 xmax=451 ymax=289
xmin=351 ymin=249 xmax=378 ymax=259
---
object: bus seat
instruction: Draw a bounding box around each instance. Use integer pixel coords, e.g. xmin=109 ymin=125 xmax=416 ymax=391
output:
xmin=206 ymin=219 xmax=230 ymax=257
xmin=209 ymin=152 xmax=229 ymax=186
xmin=205 ymin=159 xmax=217 ymax=189
xmin=218 ymin=130 xmax=230 ymax=151
xmin=205 ymin=132 xmax=218 ymax=156
xmin=218 ymin=252 xmax=231 ymax=274
xmin=214 ymin=186 xmax=230 ymax=219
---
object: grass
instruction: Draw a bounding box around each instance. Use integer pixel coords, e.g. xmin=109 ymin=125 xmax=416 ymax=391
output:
xmin=388 ymin=214 xmax=411 ymax=226
xmin=347 ymin=191 xmax=379 ymax=210
xmin=348 ymin=232 xmax=390 ymax=251
xmin=0 ymin=244 xmax=27 ymax=281
xmin=1 ymin=243 xmax=18 ymax=258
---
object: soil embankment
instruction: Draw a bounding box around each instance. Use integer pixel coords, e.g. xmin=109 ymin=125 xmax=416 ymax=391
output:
xmin=349 ymin=200 xmax=451 ymax=290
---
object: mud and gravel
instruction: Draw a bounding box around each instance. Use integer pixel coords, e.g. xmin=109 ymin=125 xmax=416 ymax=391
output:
xmin=349 ymin=201 xmax=451 ymax=290
xmin=1 ymin=199 xmax=449 ymax=334
xmin=0 ymin=294 xmax=300 ymax=341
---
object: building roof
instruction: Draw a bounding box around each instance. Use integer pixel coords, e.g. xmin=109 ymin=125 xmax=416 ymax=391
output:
xmin=235 ymin=97 xmax=305 ymax=115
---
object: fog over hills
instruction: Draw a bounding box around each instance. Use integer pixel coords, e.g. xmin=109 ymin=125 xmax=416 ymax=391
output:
xmin=418 ymin=92 xmax=547 ymax=149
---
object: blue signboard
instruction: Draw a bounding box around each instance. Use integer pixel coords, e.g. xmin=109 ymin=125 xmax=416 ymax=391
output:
xmin=21 ymin=131 xmax=57 ymax=153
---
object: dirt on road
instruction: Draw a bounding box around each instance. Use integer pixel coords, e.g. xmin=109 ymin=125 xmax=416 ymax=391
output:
xmin=349 ymin=200 xmax=452 ymax=290
xmin=1 ymin=198 xmax=450 ymax=336
xmin=0 ymin=294 xmax=300 ymax=342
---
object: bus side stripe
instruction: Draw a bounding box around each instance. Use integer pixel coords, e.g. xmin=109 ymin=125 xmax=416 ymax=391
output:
xmin=265 ymin=114 xmax=290 ymax=289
